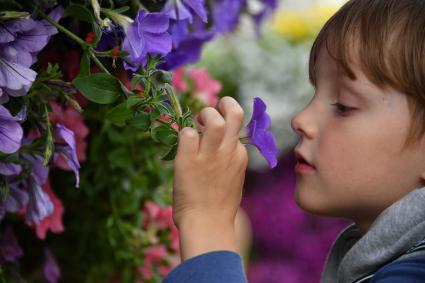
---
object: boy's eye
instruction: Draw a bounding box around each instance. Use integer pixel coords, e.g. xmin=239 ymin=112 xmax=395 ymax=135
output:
xmin=331 ymin=102 xmax=354 ymax=115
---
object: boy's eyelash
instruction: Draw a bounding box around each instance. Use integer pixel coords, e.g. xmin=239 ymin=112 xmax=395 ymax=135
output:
xmin=331 ymin=102 xmax=354 ymax=115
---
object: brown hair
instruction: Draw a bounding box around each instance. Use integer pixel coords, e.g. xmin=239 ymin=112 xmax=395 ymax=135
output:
xmin=309 ymin=0 xmax=425 ymax=148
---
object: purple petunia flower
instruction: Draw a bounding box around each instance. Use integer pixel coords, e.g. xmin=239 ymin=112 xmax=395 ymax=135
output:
xmin=246 ymin=97 xmax=279 ymax=168
xmin=122 ymin=9 xmax=172 ymax=71
xmin=213 ymin=0 xmax=246 ymax=34
xmin=96 ymin=24 xmax=125 ymax=51
xmin=0 ymin=6 xmax=63 ymax=102
xmin=0 ymin=105 xmax=23 ymax=154
xmin=43 ymin=249 xmax=61 ymax=283
xmin=159 ymin=19 xmax=214 ymax=70
xmin=55 ymin=124 xmax=80 ymax=188
xmin=0 ymin=226 xmax=24 ymax=264
xmin=0 ymin=226 xmax=23 ymax=263
xmin=163 ymin=0 xmax=208 ymax=23
xmin=23 ymin=154 xmax=53 ymax=225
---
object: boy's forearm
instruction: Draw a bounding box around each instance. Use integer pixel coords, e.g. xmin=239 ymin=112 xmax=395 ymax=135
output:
xmin=178 ymin=216 xmax=238 ymax=261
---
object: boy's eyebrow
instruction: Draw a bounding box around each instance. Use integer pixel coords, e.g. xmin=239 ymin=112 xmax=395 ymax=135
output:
xmin=340 ymin=77 xmax=370 ymax=101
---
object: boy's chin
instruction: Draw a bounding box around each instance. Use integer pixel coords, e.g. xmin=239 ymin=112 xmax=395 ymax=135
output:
xmin=294 ymin=183 xmax=339 ymax=218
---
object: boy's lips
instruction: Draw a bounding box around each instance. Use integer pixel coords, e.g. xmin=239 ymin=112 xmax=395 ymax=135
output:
xmin=294 ymin=149 xmax=316 ymax=169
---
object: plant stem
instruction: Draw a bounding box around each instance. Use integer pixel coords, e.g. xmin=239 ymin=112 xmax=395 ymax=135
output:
xmin=89 ymin=49 xmax=111 ymax=75
xmin=36 ymin=9 xmax=88 ymax=48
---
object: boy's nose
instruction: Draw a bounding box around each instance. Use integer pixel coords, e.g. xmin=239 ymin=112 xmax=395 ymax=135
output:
xmin=290 ymin=107 xmax=316 ymax=140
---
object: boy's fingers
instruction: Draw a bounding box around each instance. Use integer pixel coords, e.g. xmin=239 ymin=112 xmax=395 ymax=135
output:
xmin=194 ymin=113 xmax=205 ymax=132
xmin=176 ymin=127 xmax=199 ymax=158
xmin=198 ymin=107 xmax=226 ymax=153
xmin=216 ymin=96 xmax=244 ymax=145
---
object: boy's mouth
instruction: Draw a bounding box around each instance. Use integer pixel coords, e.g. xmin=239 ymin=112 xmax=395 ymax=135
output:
xmin=294 ymin=150 xmax=316 ymax=169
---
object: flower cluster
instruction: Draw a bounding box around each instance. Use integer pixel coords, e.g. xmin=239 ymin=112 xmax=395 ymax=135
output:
xmin=0 ymin=0 xmax=278 ymax=282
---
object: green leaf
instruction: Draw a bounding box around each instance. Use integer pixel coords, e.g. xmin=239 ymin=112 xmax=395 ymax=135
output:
xmin=149 ymin=107 xmax=160 ymax=122
xmin=162 ymin=144 xmax=178 ymax=161
xmin=106 ymin=103 xmax=134 ymax=124
xmin=77 ymin=51 xmax=90 ymax=78
xmin=151 ymin=126 xmax=178 ymax=146
xmin=128 ymin=112 xmax=150 ymax=131
xmin=64 ymin=4 xmax=93 ymax=23
xmin=73 ymin=73 xmax=122 ymax=104
xmin=126 ymin=96 xmax=143 ymax=109
xmin=43 ymin=105 xmax=54 ymax=166
xmin=107 ymin=148 xmax=131 ymax=169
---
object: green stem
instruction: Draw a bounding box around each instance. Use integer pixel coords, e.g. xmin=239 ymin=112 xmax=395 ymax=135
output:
xmin=36 ymin=9 xmax=88 ymax=48
xmin=89 ymin=49 xmax=111 ymax=75
xmin=239 ymin=136 xmax=251 ymax=145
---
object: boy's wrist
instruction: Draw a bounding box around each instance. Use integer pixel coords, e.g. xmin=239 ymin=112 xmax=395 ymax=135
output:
xmin=178 ymin=215 xmax=238 ymax=261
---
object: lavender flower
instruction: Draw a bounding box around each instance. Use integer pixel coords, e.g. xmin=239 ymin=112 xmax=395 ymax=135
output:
xmin=23 ymin=154 xmax=53 ymax=225
xmin=246 ymin=97 xmax=279 ymax=168
xmin=163 ymin=0 xmax=208 ymax=23
xmin=160 ymin=19 xmax=214 ymax=70
xmin=122 ymin=9 xmax=172 ymax=71
xmin=43 ymin=249 xmax=61 ymax=283
xmin=213 ymin=0 xmax=246 ymax=34
xmin=0 ymin=7 xmax=63 ymax=102
xmin=55 ymin=124 xmax=80 ymax=188
xmin=2 ymin=185 xmax=29 ymax=215
xmin=0 ymin=105 xmax=23 ymax=154
xmin=0 ymin=226 xmax=23 ymax=263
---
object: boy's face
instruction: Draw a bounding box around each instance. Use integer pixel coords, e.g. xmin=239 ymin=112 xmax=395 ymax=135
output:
xmin=290 ymin=48 xmax=425 ymax=231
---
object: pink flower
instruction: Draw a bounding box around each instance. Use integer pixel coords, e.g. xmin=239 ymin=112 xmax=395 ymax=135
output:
xmin=171 ymin=68 xmax=188 ymax=92
xmin=172 ymin=122 xmax=179 ymax=131
xmin=138 ymin=245 xmax=168 ymax=280
xmin=35 ymin=180 xmax=64 ymax=240
xmin=187 ymin=67 xmax=221 ymax=106
xmin=48 ymin=101 xmax=89 ymax=171
xmin=159 ymin=114 xmax=171 ymax=123
xmin=172 ymin=67 xmax=222 ymax=106
xmin=144 ymin=245 xmax=167 ymax=263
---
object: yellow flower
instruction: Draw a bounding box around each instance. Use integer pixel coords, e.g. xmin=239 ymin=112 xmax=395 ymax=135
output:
xmin=272 ymin=4 xmax=345 ymax=44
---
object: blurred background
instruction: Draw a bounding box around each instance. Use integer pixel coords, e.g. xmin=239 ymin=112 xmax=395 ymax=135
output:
xmin=197 ymin=0 xmax=351 ymax=282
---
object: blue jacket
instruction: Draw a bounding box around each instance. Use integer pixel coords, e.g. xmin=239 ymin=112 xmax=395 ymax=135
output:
xmin=163 ymin=187 xmax=425 ymax=283
xmin=162 ymin=250 xmax=425 ymax=282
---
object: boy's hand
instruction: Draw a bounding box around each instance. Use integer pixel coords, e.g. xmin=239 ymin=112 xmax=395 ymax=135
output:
xmin=172 ymin=96 xmax=248 ymax=260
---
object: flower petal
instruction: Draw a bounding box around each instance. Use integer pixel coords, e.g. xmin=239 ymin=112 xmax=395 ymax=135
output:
xmin=183 ymin=0 xmax=208 ymax=23
xmin=139 ymin=12 xmax=170 ymax=33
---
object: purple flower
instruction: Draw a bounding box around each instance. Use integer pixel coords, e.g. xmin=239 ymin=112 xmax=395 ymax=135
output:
xmin=246 ymin=97 xmax=279 ymax=168
xmin=213 ymin=0 xmax=246 ymax=34
xmin=96 ymin=24 xmax=125 ymax=51
xmin=159 ymin=19 xmax=214 ymax=70
xmin=0 ymin=7 xmax=63 ymax=102
xmin=163 ymin=0 xmax=208 ymax=23
xmin=122 ymin=9 xmax=172 ymax=71
xmin=0 ymin=226 xmax=23 ymax=263
xmin=43 ymin=249 xmax=61 ymax=283
xmin=0 ymin=105 xmax=23 ymax=154
xmin=2 ymin=185 xmax=29 ymax=214
xmin=260 ymin=0 xmax=278 ymax=10
xmin=23 ymin=154 xmax=53 ymax=225
xmin=55 ymin=124 xmax=80 ymax=188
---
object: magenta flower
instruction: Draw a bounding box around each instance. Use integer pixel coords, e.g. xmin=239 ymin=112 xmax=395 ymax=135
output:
xmin=122 ymin=9 xmax=172 ymax=71
xmin=246 ymin=97 xmax=279 ymax=168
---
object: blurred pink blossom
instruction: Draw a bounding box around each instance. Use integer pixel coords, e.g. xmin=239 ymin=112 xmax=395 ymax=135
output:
xmin=172 ymin=67 xmax=221 ymax=106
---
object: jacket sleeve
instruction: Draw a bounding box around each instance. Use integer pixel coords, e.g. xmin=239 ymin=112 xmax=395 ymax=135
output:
xmin=370 ymin=255 xmax=425 ymax=283
xmin=162 ymin=250 xmax=248 ymax=283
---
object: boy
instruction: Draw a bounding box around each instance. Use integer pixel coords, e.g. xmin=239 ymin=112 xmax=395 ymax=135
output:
xmin=163 ymin=0 xmax=425 ymax=282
